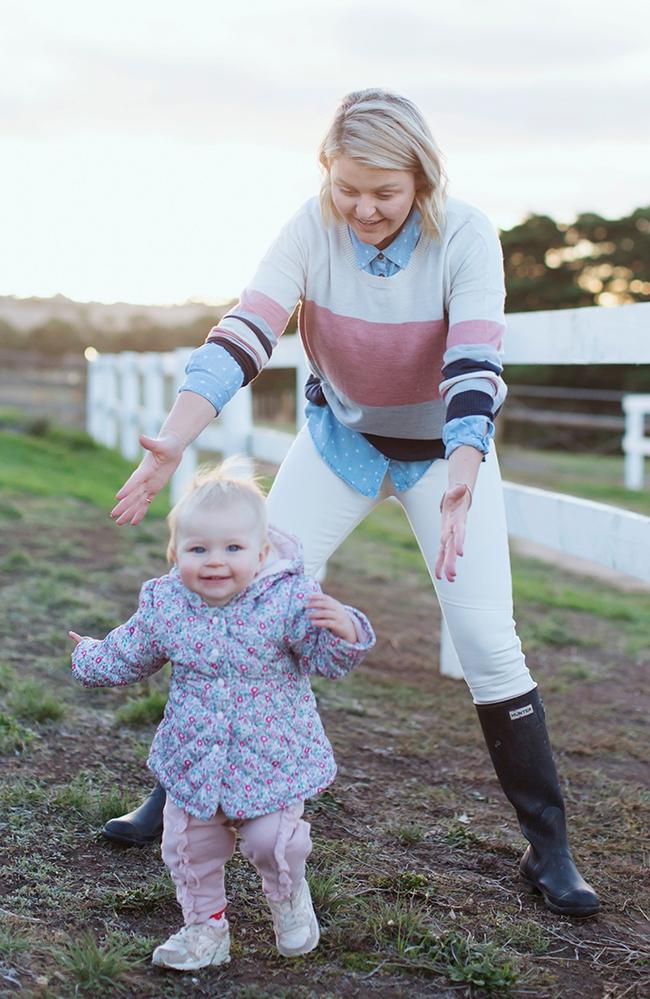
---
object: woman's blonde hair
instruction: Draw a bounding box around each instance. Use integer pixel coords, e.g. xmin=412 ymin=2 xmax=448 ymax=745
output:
xmin=166 ymin=456 xmax=267 ymax=564
xmin=319 ymin=88 xmax=448 ymax=241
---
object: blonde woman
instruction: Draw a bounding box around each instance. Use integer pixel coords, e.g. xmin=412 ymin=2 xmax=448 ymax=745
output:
xmin=107 ymin=89 xmax=598 ymax=918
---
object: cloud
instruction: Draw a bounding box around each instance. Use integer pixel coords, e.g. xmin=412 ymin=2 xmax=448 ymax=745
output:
xmin=1 ymin=0 xmax=648 ymax=152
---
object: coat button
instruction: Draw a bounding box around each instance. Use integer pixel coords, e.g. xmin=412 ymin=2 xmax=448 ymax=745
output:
xmin=217 ymin=678 xmax=225 ymax=688
xmin=210 ymin=648 xmax=219 ymax=658
xmin=216 ymin=711 xmax=224 ymax=720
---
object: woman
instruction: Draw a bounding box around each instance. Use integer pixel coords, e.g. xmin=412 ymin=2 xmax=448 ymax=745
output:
xmin=105 ymin=89 xmax=598 ymax=918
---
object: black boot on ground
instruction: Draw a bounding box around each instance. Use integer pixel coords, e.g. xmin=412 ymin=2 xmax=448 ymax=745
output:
xmin=103 ymin=782 xmax=166 ymax=845
xmin=476 ymin=689 xmax=599 ymax=917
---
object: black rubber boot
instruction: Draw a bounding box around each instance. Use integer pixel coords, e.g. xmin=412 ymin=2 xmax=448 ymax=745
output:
xmin=103 ymin=782 xmax=166 ymax=845
xmin=476 ymin=689 xmax=599 ymax=917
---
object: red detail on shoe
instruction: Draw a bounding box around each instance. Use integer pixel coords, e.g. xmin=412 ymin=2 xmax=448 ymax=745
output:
xmin=209 ymin=908 xmax=226 ymax=921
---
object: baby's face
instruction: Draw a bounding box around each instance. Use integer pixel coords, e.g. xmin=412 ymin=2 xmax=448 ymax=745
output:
xmin=174 ymin=503 xmax=269 ymax=607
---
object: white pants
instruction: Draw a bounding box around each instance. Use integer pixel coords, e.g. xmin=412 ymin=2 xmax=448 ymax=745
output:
xmin=266 ymin=426 xmax=535 ymax=704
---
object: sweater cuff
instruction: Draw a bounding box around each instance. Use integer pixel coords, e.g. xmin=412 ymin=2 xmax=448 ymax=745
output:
xmin=443 ymin=415 xmax=494 ymax=460
xmin=180 ymin=343 xmax=244 ymax=414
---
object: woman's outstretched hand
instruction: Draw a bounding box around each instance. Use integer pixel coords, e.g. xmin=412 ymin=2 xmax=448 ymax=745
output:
xmin=434 ymin=483 xmax=472 ymax=583
xmin=110 ymin=432 xmax=184 ymax=526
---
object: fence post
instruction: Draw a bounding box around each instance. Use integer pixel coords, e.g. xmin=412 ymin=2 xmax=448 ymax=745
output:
xmin=118 ymin=351 xmax=140 ymax=460
xmin=86 ymin=355 xmax=102 ymax=442
xmin=101 ymin=356 xmax=119 ymax=449
xmin=142 ymin=353 xmax=166 ymax=438
xmin=622 ymin=396 xmax=646 ymax=490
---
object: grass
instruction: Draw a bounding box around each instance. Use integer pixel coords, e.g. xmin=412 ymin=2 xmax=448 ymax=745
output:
xmin=51 ymin=773 xmax=135 ymax=825
xmin=0 ymin=422 xmax=648 ymax=998
xmin=98 ymin=872 xmax=175 ymax=913
xmin=388 ymin=820 xmax=428 ymax=847
xmin=7 ymin=679 xmax=64 ymax=723
xmin=114 ymin=689 xmax=169 ymax=726
xmin=0 ymin=925 xmax=32 ymax=959
xmin=0 ymin=711 xmax=34 ymax=754
xmin=498 ymin=444 xmax=650 ymax=516
xmin=0 ymin=417 xmax=168 ymax=515
xmin=52 ymin=929 xmax=146 ymax=994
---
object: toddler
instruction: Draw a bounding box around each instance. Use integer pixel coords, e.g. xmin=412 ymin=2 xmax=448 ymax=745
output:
xmin=69 ymin=462 xmax=375 ymax=971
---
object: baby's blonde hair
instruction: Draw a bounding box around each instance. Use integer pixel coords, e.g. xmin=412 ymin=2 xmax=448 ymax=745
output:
xmin=319 ymin=88 xmax=448 ymax=241
xmin=166 ymin=456 xmax=268 ymax=564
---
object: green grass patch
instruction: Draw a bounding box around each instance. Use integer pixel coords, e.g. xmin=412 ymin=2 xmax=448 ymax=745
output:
xmin=50 ymin=773 xmax=134 ymax=825
xmin=415 ymin=930 xmax=520 ymax=992
xmin=388 ymin=820 xmax=428 ymax=847
xmin=0 ymin=925 xmax=32 ymax=959
xmin=492 ymin=915 xmax=550 ymax=955
xmin=0 ymin=712 xmax=34 ymax=754
xmin=0 ymin=661 xmax=18 ymax=691
xmin=0 ymin=499 xmax=23 ymax=520
xmin=499 ymin=445 xmax=650 ymax=517
xmin=364 ymin=896 xmax=434 ymax=956
xmin=51 ymin=929 xmax=146 ymax=994
xmin=0 ymin=427 xmax=168 ymax=514
xmin=114 ymin=689 xmax=168 ymax=726
xmin=0 ymin=777 xmax=49 ymax=809
xmin=1 ymin=550 xmax=33 ymax=573
xmin=98 ymin=872 xmax=175 ymax=913
xmin=7 ymin=680 xmax=64 ymax=723
xmin=512 ymin=556 xmax=650 ymax=632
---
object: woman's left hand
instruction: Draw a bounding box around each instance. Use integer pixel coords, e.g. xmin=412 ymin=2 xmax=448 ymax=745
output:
xmin=435 ymin=484 xmax=472 ymax=583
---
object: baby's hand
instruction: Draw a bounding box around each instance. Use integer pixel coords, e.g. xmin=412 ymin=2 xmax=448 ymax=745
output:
xmin=307 ymin=594 xmax=357 ymax=644
xmin=68 ymin=631 xmax=92 ymax=646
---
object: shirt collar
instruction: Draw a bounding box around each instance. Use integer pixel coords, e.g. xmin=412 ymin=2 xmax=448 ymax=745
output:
xmin=348 ymin=209 xmax=421 ymax=270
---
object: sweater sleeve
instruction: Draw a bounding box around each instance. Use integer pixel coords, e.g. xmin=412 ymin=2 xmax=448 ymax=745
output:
xmin=70 ymin=578 xmax=169 ymax=688
xmin=440 ymin=213 xmax=508 ymax=457
xmin=178 ymin=203 xmax=310 ymax=413
xmin=283 ymin=576 xmax=375 ymax=680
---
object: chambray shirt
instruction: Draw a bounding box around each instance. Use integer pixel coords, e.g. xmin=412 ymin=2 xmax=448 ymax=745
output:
xmin=183 ymin=211 xmax=494 ymax=499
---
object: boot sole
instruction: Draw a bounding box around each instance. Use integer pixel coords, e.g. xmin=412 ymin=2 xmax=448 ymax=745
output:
xmin=102 ymin=821 xmax=163 ymax=845
xmin=102 ymin=829 xmax=162 ymax=846
xmin=520 ymin=872 xmax=599 ymax=918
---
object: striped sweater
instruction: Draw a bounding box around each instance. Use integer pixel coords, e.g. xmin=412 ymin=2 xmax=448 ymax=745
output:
xmin=187 ymin=196 xmax=507 ymax=446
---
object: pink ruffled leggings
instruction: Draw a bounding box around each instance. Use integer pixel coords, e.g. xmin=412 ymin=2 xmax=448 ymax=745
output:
xmin=161 ymin=799 xmax=312 ymax=924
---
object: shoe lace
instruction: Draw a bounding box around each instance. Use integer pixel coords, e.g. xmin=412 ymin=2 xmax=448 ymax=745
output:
xmin=273 ymin=889 xmax=308 ymax=933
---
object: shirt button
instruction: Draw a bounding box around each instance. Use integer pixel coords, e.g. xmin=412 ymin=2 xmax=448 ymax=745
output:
xmin=377 ymin=252 xmax=384 ymax=260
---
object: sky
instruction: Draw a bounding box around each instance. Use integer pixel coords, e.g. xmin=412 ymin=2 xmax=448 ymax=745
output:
xmin=1 ymin=0 xmax=648 ymax=305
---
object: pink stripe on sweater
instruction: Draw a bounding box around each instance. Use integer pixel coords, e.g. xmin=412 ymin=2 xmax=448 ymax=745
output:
xmin=447 ymin=320 xmax=505 ymax=349
xmin=301 ymin=301 xmax=447 ymax=407
xmin=239 ymin=289 xmax=291 ymax=337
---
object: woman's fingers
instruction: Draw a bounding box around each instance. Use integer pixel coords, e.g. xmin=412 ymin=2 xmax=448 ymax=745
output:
xmin=435 ymin=519 xmax=466 ymax=581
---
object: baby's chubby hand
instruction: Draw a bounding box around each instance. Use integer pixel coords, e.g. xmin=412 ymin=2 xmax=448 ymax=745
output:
xmin=307 ymin=594 xmax=357 ymax=644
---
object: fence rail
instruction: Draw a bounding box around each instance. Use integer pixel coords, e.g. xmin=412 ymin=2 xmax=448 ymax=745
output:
xmin=86 ymin=302 xmax=650 ymax=678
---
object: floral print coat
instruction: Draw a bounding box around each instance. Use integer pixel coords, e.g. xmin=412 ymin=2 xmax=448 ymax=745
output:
xmin=71 ymin=528 xmax=375 ymax=820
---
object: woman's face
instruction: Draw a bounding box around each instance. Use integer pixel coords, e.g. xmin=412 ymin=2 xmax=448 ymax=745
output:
xmin=330 ymin=155 xmax=417 ymax=250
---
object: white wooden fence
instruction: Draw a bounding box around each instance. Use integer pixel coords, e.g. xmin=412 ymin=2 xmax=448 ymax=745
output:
xmin=87 ymin=302 xmax=650 ymax=678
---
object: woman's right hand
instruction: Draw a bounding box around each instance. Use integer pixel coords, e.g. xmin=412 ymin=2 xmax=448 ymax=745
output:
xmin=110 ymin=432 xmax=184 ymax=525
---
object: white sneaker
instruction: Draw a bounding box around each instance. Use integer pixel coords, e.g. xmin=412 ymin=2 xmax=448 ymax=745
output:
xmin=152 ymin=919 xmax=231 ymax=971
xmin=267 ymin=878 xmax=320 ymax=957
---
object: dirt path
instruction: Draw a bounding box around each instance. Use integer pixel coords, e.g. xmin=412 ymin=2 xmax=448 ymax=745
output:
xmin=1 ymin=494 xmax=648 ymax=998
